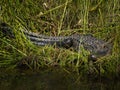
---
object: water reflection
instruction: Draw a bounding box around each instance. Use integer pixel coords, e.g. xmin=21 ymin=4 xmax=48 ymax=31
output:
xmin=0 ymin=68 xmax=120 ymax=90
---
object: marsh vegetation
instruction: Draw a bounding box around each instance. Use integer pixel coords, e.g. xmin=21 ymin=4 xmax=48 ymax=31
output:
xmin=0 ymin=0 xmax=120 ymax=77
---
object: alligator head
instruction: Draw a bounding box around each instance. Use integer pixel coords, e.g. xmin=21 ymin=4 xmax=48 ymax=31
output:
xmin=87 ymin=42 xmax=112 ymax=61
xmin=72 ymin=34 xmax=112 ymax=61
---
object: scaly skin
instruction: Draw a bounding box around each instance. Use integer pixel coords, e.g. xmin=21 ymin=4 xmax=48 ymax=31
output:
xmin=24 ymin=30 xmax=73 ymax=48
xmin=0 ymin=22 xmax=112 ymax=60
xmin=26 ymin=32 xmax=112 ymax=59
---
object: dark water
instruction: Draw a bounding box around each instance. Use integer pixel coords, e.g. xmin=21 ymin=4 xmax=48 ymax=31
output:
xmin=0 ymin=68 xmax=120 ymax=90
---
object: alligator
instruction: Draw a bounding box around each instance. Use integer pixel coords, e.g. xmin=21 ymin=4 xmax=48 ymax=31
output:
xmin=0 ymin=22 xmax=112 ymax=60
xmin=24 ymin=30 xmax=112 ymax=60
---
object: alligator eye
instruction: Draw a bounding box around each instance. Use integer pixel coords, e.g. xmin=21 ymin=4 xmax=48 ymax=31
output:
xmin=102 ymin=46 xmax=105 ymax=48
xmin=103 ymin=45 xmax=108 ymax=50
xmin=101 ymin=44 xmax=106 ymax=48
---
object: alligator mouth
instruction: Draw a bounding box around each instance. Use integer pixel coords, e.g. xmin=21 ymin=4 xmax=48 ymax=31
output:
xmin=88 ymin=51 xmax=109 ymax=62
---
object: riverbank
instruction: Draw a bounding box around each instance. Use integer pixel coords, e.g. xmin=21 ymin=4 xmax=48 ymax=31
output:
xmin=0 ymin=0 xmax=120 ymax=77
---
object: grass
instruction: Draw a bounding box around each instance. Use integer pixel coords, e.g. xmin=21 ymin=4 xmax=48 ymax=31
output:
xmin=0 ymin=0 xmax=120 ymax=77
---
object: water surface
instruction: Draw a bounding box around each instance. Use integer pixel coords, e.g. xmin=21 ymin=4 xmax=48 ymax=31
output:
xmin=0 ymin=68 xmax=120 ymax=90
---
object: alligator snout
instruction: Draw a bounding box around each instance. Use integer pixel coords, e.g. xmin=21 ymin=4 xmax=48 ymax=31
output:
xmin=88 ymin=43 xmax=112 ymax=61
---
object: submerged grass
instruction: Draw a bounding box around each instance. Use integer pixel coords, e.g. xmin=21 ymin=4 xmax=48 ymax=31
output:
xmin=0 ymin=0 xmax=120 ymax=77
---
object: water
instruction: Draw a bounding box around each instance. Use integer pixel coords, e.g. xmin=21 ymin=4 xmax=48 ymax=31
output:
xmin=0 ymin=68 xmax=120 ymax=90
